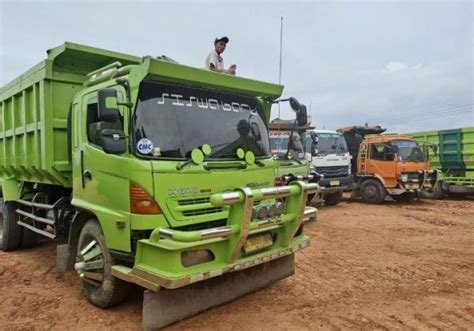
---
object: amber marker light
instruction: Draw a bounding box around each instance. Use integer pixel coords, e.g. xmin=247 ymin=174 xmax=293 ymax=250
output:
xmin=130 ymin=182 xmax=162 ymax=214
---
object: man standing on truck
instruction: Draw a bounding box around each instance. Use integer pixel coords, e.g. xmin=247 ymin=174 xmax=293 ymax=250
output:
xmin=205 ymin=36 xmax=237 ymax=75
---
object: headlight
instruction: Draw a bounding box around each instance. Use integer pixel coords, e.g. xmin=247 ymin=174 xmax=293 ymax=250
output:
xmin=400 ymin=174 xmax=409 ymax=182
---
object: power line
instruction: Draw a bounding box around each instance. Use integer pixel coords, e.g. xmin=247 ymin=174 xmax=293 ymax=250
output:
xmin=378 ymin=104 xmax=473 ymax=124
xmin=388 ymin=108 xmax=473 ymax=125
xmin=377 ymin=103 xmax=473 ymax=123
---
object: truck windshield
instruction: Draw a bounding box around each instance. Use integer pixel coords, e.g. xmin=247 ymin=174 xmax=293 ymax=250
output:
xmin=391 ymin=140 xmax=425 ymax=162
xmin=133 ymin=81 xmax=270 ymax=159
xmin=316 ymin=133 xmax=348 ymax=155
xmin=269 ymin=131 xmax=304 ymax=160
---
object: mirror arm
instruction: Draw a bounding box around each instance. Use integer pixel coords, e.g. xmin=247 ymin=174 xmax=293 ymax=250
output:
xmin=117 ymin=101 xmax=133 ymax=108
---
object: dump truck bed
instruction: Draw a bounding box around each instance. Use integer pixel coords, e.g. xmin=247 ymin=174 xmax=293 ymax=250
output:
xmin=410 ymin=127 xmax=474 ymax=187
xmin=0 ymin=43 xmax=140 ymax=186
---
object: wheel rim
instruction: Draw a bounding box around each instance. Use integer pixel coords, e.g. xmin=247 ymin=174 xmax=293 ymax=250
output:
xmin=365 ymin=184 xmax=377 ymax=198
xmin=75 ymin=239 xmax=105 ymax=287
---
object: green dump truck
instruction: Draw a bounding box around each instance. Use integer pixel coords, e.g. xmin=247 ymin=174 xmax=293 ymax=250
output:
xmin=410 ymin=127 xmax=474 ymax=198
xmin=0 ymin=42 xmax=318 ymax=329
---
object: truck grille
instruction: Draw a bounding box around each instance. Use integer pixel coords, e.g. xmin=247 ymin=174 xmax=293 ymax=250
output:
xmin=167 ymin=196 xmax=227 ymax=221
xmin=178 ymin=197 xmax=211 ymax=206
xmin=316 ymin=166 xmax=349 ymax=178
xmin=182 ymin=207 xmax=223 ymax=217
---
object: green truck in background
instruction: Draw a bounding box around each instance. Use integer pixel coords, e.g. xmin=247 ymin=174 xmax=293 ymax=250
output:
xmin=410 ymin=127 xmax=474 ymax=198
xmin=0 ymin=42 xmax=318 ymax=329
xmin=268 ymin=99 xmax=318 ymax=180
xmin=268 ymin=111 xmax=320 ymax=205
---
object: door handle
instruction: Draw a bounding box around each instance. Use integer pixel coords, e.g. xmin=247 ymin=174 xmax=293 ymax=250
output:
xmin=83 ymin=170 xmax=92 ymax=182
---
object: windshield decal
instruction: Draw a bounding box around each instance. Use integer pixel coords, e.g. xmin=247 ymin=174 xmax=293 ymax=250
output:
xmin=137 ymin=138 xmax=154 ymax=154
xmin=156 ymin=93 xmax=257 ymax=113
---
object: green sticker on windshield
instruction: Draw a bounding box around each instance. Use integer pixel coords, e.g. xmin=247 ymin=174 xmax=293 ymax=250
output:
xmin=201 ymin=144 xmax=212 ymax=155
xmin=191 ymin=149 xmax=204 ymax=164
xmin=236 ymin=148 xmax=245 ymax=159
xmin=245 ymin=151 xmax=255 ymax=165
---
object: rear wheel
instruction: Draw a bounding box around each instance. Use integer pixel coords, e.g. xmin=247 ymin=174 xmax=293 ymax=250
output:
xmin=76 ymin=219 xmax=129 ymax=308
xmin=391 ymin=192 xmax=415 ymax=203
xmin=360 ymin=179 xmax=386 ymax=204
xmin=324 ymin=191 xmax=343 ymax=206
xmin=0 ymin=200 xmax=23 ymax=251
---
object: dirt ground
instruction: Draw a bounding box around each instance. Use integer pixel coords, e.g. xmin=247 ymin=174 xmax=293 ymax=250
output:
xmin=1 ymin=197 xmax=473 ymax=330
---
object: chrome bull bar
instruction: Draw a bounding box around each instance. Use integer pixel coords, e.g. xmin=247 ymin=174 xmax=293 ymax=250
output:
xmin=150 ymin=181 xmax=318 ymax=263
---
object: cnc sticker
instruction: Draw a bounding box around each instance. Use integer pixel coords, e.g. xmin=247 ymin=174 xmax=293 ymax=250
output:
xmin=137 ymin=138 xmax=154 ymax=154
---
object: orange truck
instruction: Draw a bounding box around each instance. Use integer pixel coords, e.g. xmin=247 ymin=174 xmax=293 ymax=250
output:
xmin=338 ymin=125 xmax=437 ymax=204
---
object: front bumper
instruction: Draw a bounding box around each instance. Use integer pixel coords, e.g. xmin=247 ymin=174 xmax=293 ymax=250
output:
xmin=399 ymin=170 xmax=438 ymax=191
xmin=319 ymin=175 xmax=354 ymax=194
xmin=112 ymin=181 xmax=318 ymax=291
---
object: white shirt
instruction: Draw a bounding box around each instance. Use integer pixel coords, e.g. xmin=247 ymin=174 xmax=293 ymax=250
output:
xmin=205 ymin=50 xmax=224 ymax=71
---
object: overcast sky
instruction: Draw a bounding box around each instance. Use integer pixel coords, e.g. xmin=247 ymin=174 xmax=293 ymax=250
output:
xmin=0 ymin=0 xmax=472 ymax=133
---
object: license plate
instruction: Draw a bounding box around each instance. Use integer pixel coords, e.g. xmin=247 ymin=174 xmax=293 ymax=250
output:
xmin=329 ymin=180 xmax=340 ymax=186
xmin=243 ymin=233 xmax=273 ymax=255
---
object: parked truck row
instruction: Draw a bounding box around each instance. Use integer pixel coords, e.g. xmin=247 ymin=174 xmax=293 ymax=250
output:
xmin=0 ymin=41 xmax=470 ymax=330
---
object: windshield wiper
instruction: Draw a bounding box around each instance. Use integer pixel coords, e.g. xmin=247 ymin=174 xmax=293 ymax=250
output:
xmin=176 ymin=159 xmax=194 ymax=171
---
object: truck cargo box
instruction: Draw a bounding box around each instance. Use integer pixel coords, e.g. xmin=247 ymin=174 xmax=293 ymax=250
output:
xmin=410 ymin=127 xmax=474 ymax=172
xmin=0 ymin=42 xmax=140 ymax=186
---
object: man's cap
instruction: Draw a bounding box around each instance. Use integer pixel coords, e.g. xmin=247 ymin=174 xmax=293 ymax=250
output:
xmin=214 ymin=36 xmax=229 ymax=44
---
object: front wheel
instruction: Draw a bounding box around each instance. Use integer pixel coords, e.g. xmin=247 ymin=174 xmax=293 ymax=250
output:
xmin=324 ymin=191 xmax=343 ymax=206
xmin=420 ymin=181 xmax=445 ymax=199
xmin=76 ymin=219 xmax=129 ymax=308
xmin=360 ymin=179 xmax=386 ymax=204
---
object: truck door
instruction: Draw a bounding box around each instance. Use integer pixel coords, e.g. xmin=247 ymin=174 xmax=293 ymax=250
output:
xmin=366 ymin=143 xmax=397 ymax=187
xmin=71 ymin=88 xmax=131 ymax=252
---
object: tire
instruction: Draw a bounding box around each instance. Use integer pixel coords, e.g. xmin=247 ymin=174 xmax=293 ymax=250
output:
xmin=360 ymin=179 xmax=386 ymax=204
xmin=420 ymin=181 xmax=445 ymax=199
xmin=76 ymin=219 xmax=129 ymax=308
xmin=21 ymin=225 xmax=38 ymax=248
xmin=445 ymin=192 xmax=468 ymax=199
xmin=324 ymin=191 xmax=343 ymax=206
xmin=0 ymin=200 xmax=22 ymax=251
xmin=391 ymin=192 xmax=415 ymax=203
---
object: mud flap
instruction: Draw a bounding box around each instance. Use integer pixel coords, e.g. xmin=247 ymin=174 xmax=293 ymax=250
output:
xmin=142 ymin=253 xmax=295 ymax=330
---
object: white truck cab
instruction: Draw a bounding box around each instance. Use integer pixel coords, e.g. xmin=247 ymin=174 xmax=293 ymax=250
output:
xmin=303 ymin=129 xmax=354 ymax=205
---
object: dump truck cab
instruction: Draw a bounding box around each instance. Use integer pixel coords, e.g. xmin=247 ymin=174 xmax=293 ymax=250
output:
xmin=302 ymin=129 xmax=353 ymax=206
xmin=0 ymin=42 xmax=318 ymax=328
xmin=268 ymin=103 xmax=320 ymax=202
xmin=339 ymin=126 xmax=437 ymax=204
xmin=268 ymin=120 xmax=313 ymax=180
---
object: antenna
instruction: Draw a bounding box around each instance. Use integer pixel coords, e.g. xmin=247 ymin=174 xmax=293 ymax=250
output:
xmin=278 ymin=16 xmax=283 ymax=120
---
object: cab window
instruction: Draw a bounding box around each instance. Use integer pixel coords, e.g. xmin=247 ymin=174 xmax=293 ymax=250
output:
xmin=370 ymin=143 xmax=394 ymax=161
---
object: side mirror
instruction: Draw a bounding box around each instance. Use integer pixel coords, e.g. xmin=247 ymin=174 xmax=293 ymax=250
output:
xmin=296 ymin=104 xmax=308 ymax=127
xmin=289 ymin=97 xmax=302 ymax=113
xmin=100 ymin=129 xmax=126 ymax=154
xmin=312 ymin=144 xmax=319 ymax=156
xmin=431 ymin=144 xmax=438 ymax=156
xmin=391 ymin=145 xmax=398 ymax=153
xmin=310 ymin=132 xmax=318 ymax=143
xmin=98 ymin=88 xmax=120 ymax=123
